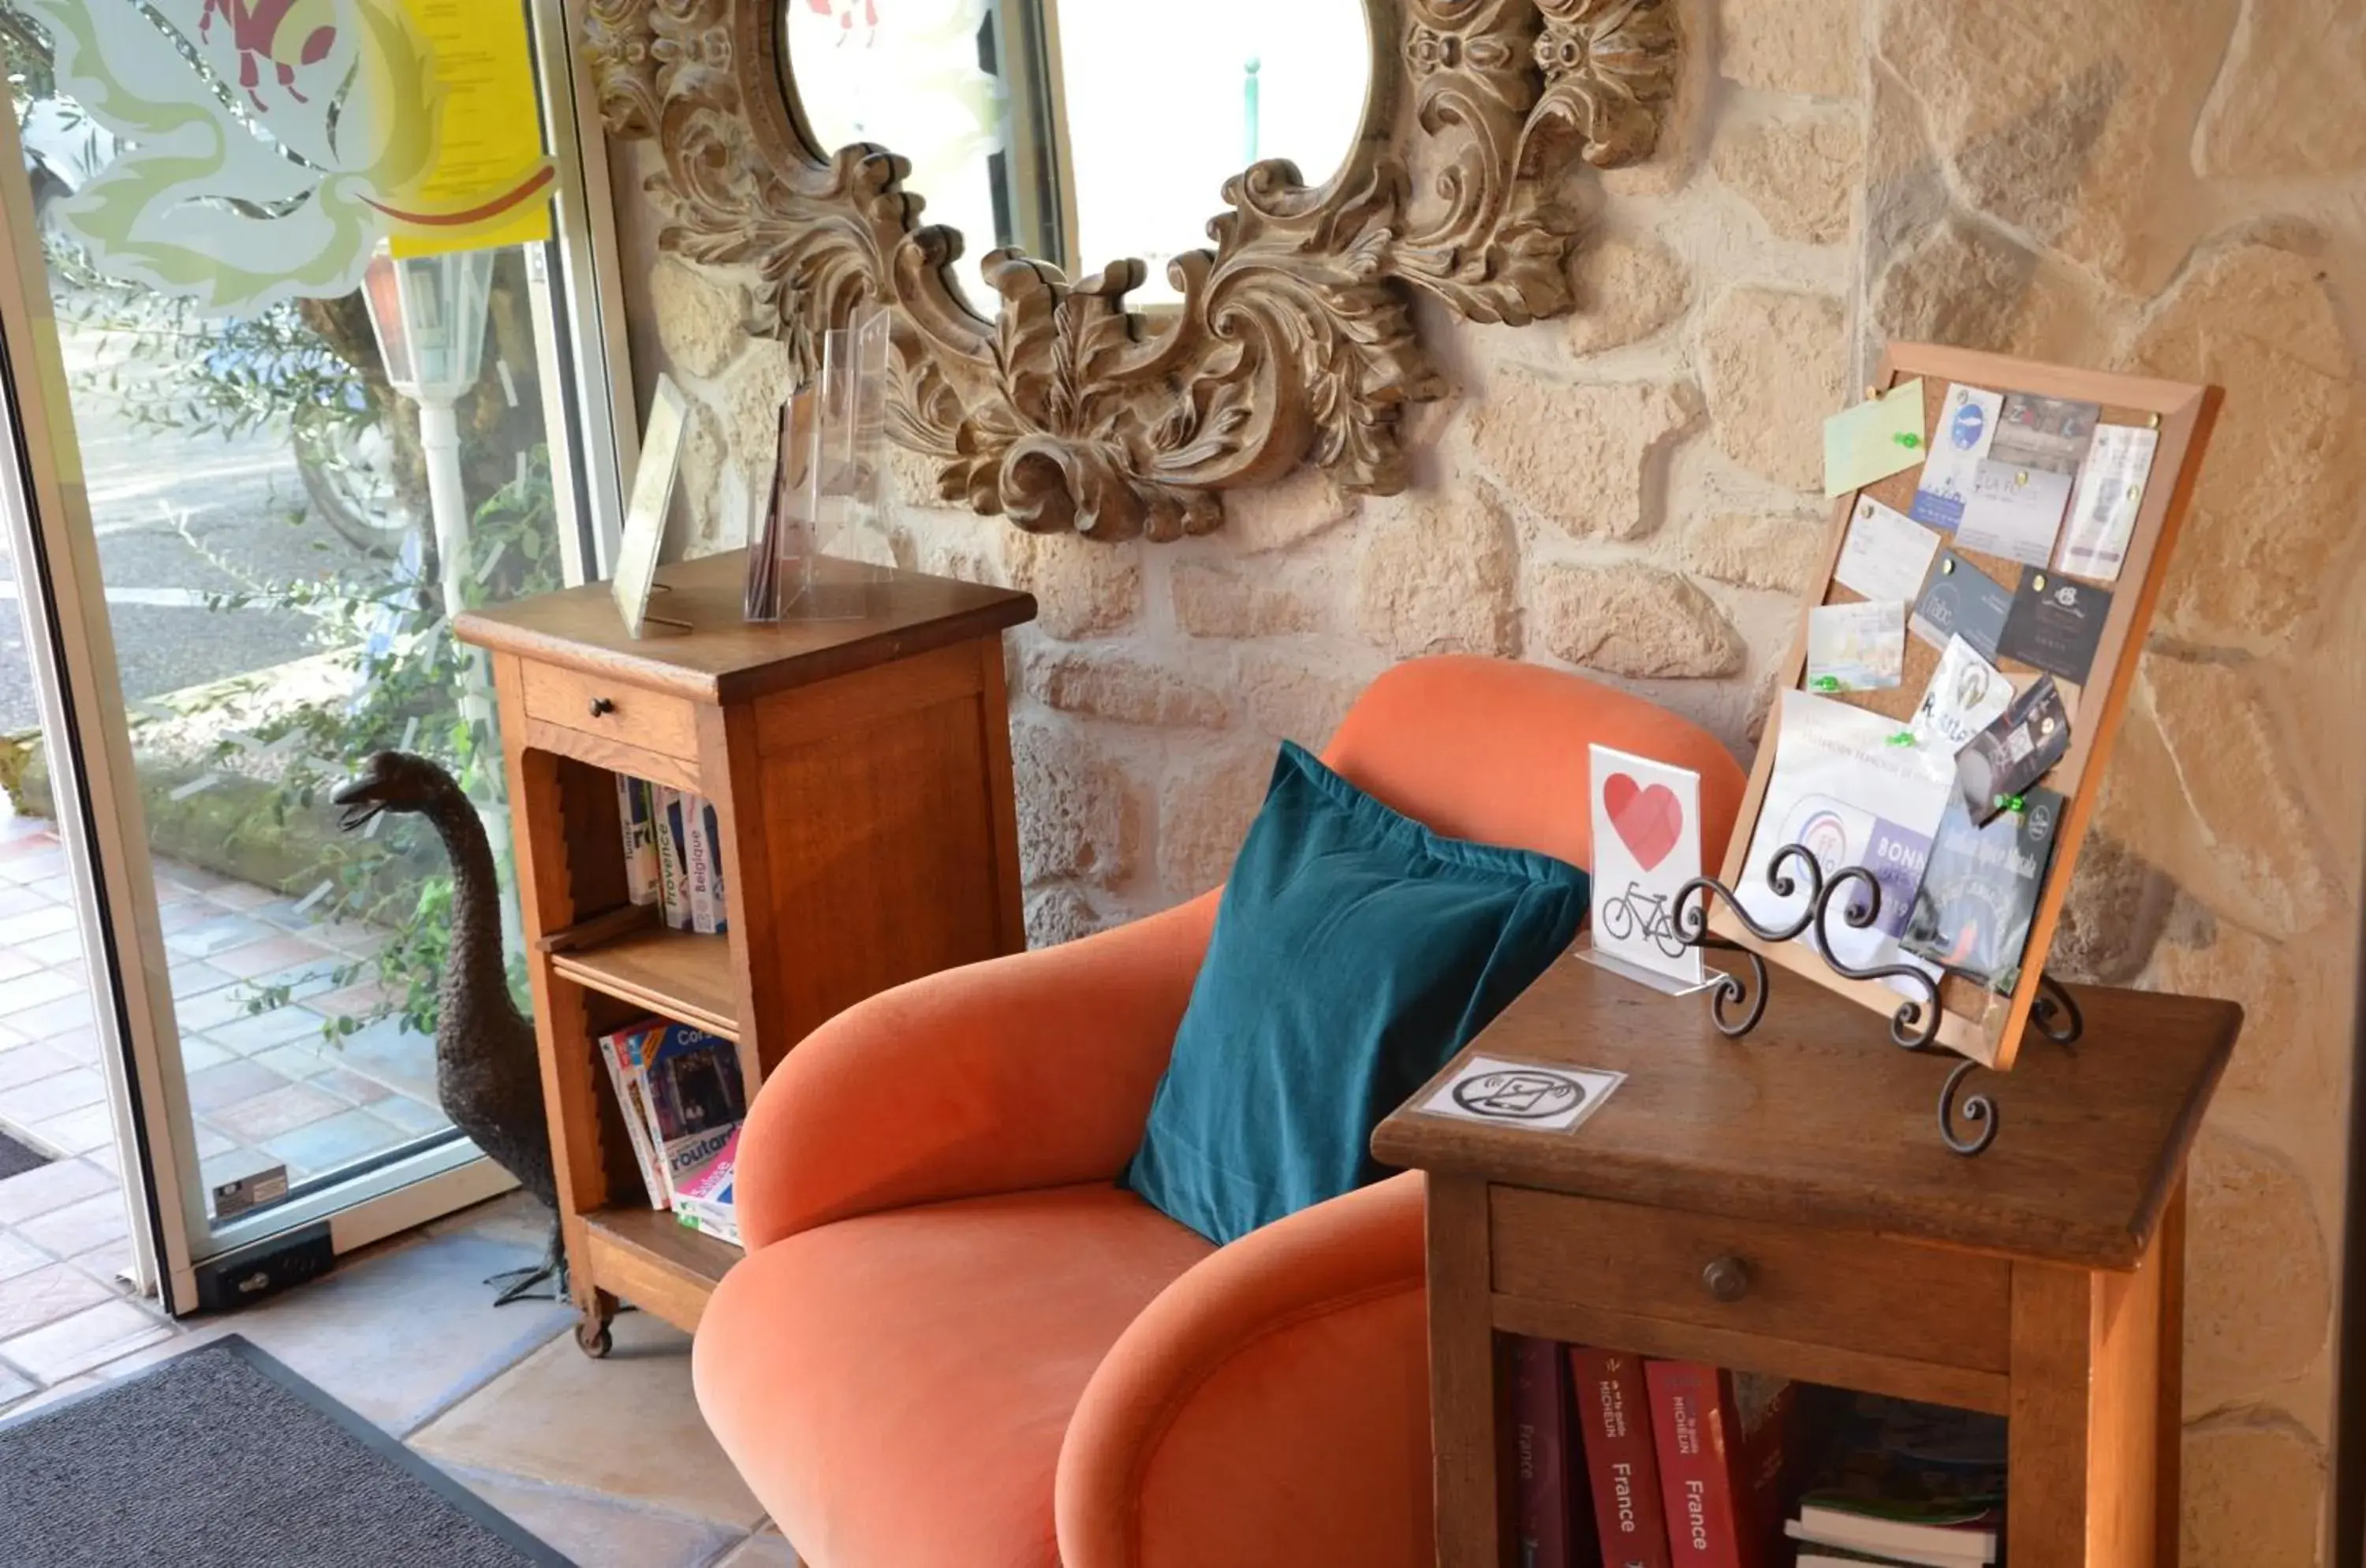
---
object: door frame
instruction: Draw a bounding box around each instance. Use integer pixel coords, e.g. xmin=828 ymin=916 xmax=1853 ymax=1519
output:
xmin=0 ymin=0 xmax=640 ymax=1313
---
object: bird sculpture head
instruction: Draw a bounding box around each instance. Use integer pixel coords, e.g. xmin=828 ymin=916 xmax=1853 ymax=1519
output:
xmin=331 ymin=750 xmax=464 ymax=832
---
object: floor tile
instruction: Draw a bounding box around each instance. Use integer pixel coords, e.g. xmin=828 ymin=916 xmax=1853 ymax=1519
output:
xmin=164 ymin=912 xmax=278 ymax=960
xmin=0 ymin=1231 xmax=52 ymax=1282
xmin=715 ymin=1534 xmax=804 ymax=1567
xmin=0 ymin=904 xmax=78 ymax=947
xmin=19 ymin=930 xmax=83 ymax=968
xmin=36 ymin=1025 xmax=97 ymax=1066
xmin=212 ymin=935 xmax=335 ymax=982
xmin=198 ymin=1145 xmax=283 ymax=1197
xmin=15 ymin=1191 xmax=128 ymax=1258
xmin=207 ymin=1005 xmax=327 ymax=1053
xmin=312 ymin=980 xmax=402 ymax=1021
xmin=69 ymin=1235 xmax=134 ymax=1283
xmin=175 ymin=1036 xmax=233 ymax=1073
xmin=0 ymin=1158 xmax=114 ymax=1224
xmin=427 ymin=1190 xmax=550 ymax=1252
xmin=450 ymin=1470 xmax=741 ymax=1568
xmin=311 ymin=1065 xmax=393 ymax=1107
xmin=0 ymin=1371 xmax=98 ymax=1418
xmin=0 ymin=883 xmax=55 ymax=918
xmin=0 ymin=1360 xmax=32 ymax=1409
xmin=0 ymin=1040 xmax=76 ymax=1092
xmin=0 ymin=1066 xmax=105 ymax=1124
xmin=412 ymin=1312 xmax=765 ymax=1528
xmin=188 ymin=1230 xmax=572 ymax=1435
xmin=185 ymin=1058 xmax=291 ymax=1113
xmin=251 ymin=1041 xmax=338 ymax=1081
xmin=203 ymin=880 xmax=281 ymax=912
xmin=22 ymin=1102 xmax=114 ymax=1157
xmin=79 ymin=1141 xmax=121 ymax=1179
xmin=0 ymin=967 xmax=85 ymax=1019
xmin=3 ymin=992 xmax=94 ymax=1039
xmin=0 ymin=1263 xmax=112 ymax=1340
xmin=373 ymin=1095 xmax=453 ymax=1137
xmin=174 ymin=987 xmax=256 ymax=1032
xmin=0 ymin=1296 xmax=170 ymax=1383
xmin=167 ymin=960 xmax=237 ymax=998
xmin=208 ymin=1081 xmax=347 ymax=1144
xmin=260 ymin=1107 xmax=409 ymax=1175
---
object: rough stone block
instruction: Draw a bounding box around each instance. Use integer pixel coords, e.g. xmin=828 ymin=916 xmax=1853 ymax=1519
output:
xmin=1158 ymin=744 xmax=1277 ymax=898
xmin=648 ymin=259 xmax=751 ymax=381
xmin=2181 ymin=1414 xmax=2325 ymax=1568
xmin=2128 ymin=240 xmax=2366 ymax=651
xmin=2185 ymin=1129 xmax=2331 ymax=1410
xmin=1171 ymin=562 xmax=1319 ymax=640
xmin=1024 ymin=649 xmax=1228 ymax=730
xmin=1006 ymin=530 xmax=1141 ymax=640
xmin=1010 ymin=718 xmax=1140 ymax=887
xmin=1720 ymin=0 xmax=1860 ymax=96
xmin=1566 ymin=233 xmax=1691 ymax=355
xmin=1354 ymin=493 xmax=1521 ymax=659
xmin=1713 ymin=112 xmax=1864 ymax=245
xmin=1236 ymin=651 xmax=1364 ymax=750
xmin=1700 ymin=288 xmax=1846 ymax=492
xmin=1678 ymin=510 xmax=1827 ymax=596
xmin=1535 ymin=565 xmax=1745 ymax=678
xmin=1469 ymin=369 xmax=1700 ymax=539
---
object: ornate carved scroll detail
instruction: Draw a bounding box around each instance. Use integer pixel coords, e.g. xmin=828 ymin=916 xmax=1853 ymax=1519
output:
xmin=585 ymin=0 xmax=1680 ymax=540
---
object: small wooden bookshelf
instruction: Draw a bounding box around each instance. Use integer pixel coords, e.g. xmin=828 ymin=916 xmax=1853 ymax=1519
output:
xmin=458 ymin=552 xmax=1036 ymax=1352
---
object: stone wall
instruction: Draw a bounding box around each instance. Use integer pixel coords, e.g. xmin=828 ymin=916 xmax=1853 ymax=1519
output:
xmin=607 ymin=2 xmax=2366 ymax=1559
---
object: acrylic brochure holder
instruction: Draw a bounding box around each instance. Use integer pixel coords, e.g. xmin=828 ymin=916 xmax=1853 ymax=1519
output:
xmin=746 ymin=304 xmax=895 ymax=624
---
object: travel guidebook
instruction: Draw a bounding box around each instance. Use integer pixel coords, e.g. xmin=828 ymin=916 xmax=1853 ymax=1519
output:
xmin=614 ymin=775 xmax=730 ymax=934
xmin=596 ymin=1018 xmax=747 ymax=1247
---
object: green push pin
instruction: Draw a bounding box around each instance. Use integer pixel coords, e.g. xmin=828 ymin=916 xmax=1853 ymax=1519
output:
xmin=1886 ymin=731 xmax=1917 ymax=748
xmin=1812 ymin=675 xmax=1842 ymax=693
xmin=1894 ymin=431 xmax=1924 ymax=450
xmin=1994 ymin=793 xmax=2026 ymax=816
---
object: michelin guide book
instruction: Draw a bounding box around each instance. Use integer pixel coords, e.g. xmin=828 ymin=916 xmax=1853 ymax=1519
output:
xmin=1644 ymin=1361 xmax=1796 ymax=1568
xmin=616 ymin=777 xmax=660 ymax=908
xmin=1570 ymin=1348 xmax=1672 ymax=1568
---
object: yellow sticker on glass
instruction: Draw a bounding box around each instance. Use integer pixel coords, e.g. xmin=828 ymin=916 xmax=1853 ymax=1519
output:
xmin=384 ymin=0 xmax=555 ymax=258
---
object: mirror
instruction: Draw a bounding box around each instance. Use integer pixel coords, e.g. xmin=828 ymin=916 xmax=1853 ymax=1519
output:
xmin=780 ymin=0 xmax=1373 ymax=307
xmin=589 ymin=0 xmax=1680 ymax=539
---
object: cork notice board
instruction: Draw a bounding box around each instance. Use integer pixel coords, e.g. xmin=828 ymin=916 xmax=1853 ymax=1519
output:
xmin=1711 ymin=343 xmax=2221 ymax=1070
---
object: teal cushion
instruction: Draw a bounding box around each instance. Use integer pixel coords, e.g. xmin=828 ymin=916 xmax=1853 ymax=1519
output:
xmin=1123 ymin=742 xmax=1588 ymax=1245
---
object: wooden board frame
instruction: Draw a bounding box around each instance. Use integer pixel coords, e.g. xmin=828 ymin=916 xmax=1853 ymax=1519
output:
xmin=1712 ymin=343 xmax=2221 ymax=1070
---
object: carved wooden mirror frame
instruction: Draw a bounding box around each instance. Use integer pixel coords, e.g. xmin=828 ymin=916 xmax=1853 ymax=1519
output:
xmin=584 ymin=0 xmax=1679 ymax=540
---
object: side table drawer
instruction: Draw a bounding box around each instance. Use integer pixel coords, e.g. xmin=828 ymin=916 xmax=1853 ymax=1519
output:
xmin=521 ymin=661 xmax=701 ymax=763
xmin=1488 ymin=1188 xmax=2011 ymax=1374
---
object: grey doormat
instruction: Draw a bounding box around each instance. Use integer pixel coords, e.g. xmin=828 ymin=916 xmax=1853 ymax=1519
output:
xmin=0 ymin=1336 xmax=572 ymax=1567
xmin=0 ymin=1128 xmax=50 ymax=1180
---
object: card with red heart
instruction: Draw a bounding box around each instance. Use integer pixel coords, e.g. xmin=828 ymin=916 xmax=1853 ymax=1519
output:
xmin=1586 ymin=744 xmax=1704 ymax=989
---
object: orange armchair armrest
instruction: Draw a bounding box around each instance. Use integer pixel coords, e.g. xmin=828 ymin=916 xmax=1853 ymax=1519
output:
xmin=734 ymin=895 xmax=1218 ymax=1249
xmin=1056 ymin=1172 xmax=1434 ymax=1568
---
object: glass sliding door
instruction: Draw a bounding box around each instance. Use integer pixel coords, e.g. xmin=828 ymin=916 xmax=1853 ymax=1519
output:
xmin=0 ymin=0 xmax=627 ymax=1310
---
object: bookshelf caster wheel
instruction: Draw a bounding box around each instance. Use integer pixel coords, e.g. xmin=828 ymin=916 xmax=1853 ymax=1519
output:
xmin=577 ymin=1316 xmax=614 ymax=1359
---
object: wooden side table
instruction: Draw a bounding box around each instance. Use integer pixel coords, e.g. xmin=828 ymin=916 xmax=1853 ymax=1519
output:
xmin=1371 ymin=960 xmax=2240 ymax=1568
xmin=457 ymin=551 xmax=1036 ymax=1350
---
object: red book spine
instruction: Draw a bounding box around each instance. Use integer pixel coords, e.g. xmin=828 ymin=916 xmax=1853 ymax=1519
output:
xmin=1644 ymin=1361 xmax=1741 ymax=1568
xmin=1570 ymin=1348 xmax=1673 ymax=1568
xmin=1510 ymin=1335 xmax=1574 ymax=1568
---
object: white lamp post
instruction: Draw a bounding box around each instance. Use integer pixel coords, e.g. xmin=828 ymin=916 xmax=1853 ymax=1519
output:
xmin=361 ymin=245 xmax=519 ymax=952
xmin=362 ymin=245 xmax=494 ymax=626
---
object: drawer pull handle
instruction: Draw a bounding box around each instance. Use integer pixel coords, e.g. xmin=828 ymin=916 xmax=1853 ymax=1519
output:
xmin=588 ymin=696 xmax=617 ymax=719
xmin=1700 ymin=1256 xmax=1751 ymax=1303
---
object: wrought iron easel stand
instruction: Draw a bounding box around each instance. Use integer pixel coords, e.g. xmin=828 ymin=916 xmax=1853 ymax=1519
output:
xmin=1672 ymin=844 xmax=2083 ymax=1158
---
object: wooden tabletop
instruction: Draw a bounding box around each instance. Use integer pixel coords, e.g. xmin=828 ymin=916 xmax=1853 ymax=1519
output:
xmin=454 ymin=550 xmax=1037 ymax=705
xmin=1371 ymin=958 xmax=2240 ymax=1271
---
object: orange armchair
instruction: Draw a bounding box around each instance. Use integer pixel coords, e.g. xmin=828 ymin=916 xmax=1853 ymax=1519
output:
xmin=692 ymin=655 xmax=1747 ymax=1568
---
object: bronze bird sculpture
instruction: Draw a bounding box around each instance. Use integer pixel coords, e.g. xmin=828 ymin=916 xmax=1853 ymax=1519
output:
xmin=332 ymin=751 xmax=562 ymax=1305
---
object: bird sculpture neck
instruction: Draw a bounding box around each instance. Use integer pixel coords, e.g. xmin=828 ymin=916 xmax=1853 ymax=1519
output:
xmin=419 ymin=786 xmax=523 ymax=1042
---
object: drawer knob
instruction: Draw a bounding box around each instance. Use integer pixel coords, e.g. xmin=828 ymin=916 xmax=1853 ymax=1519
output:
xmin=1700 ymin=1255 xmax=1751 ymax=1303
xmin=588 ymin=696 xmax=617 ymax=719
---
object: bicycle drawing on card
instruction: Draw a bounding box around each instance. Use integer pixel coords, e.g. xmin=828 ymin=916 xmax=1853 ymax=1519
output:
xmin=1598 ymin=880 xmax=1689 ymax=959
